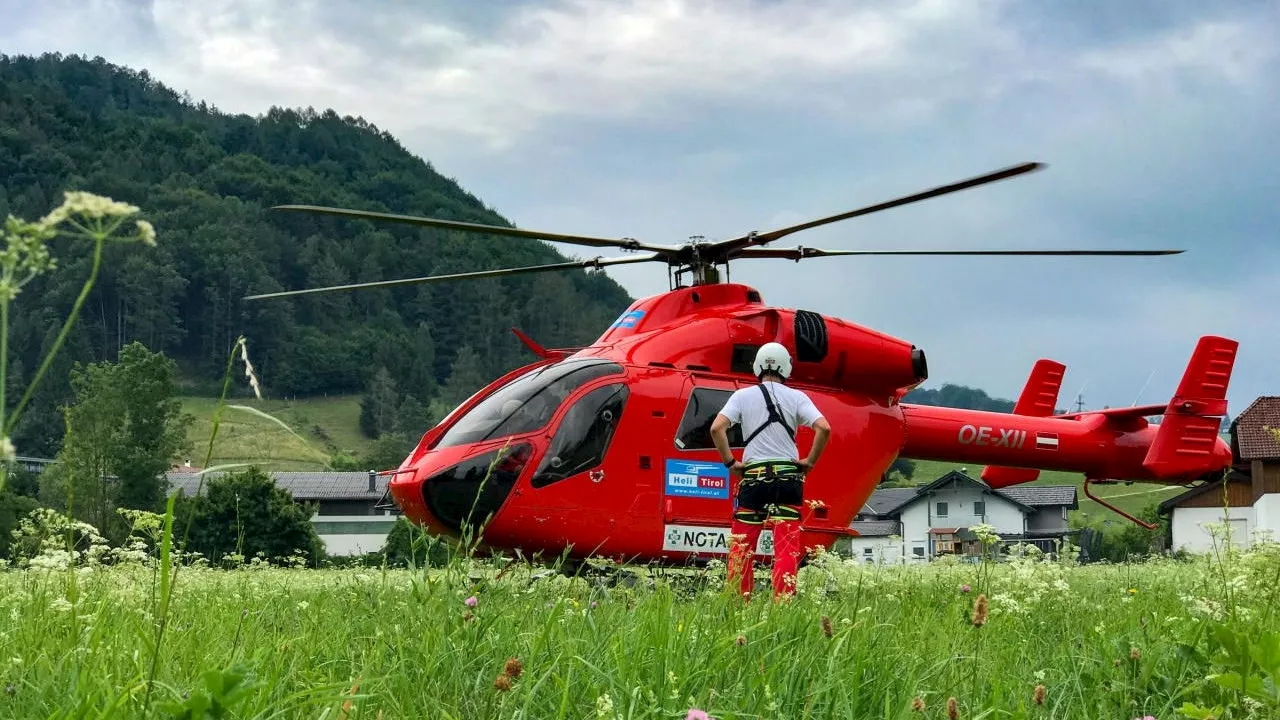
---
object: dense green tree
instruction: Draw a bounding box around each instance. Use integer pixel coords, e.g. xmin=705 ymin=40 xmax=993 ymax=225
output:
xmin=903 ymin=384 xmax=1017 ymax=413
xmin=438 ymin=345 xmax=489 ymax=411
xmin=0 ymin=489 xmax=40 ymax=559
xmin=380 ymin=516 xmax=451 ymax=568
xmin=174 ymin=466 xmax=324 ymax=565
xmin=395 ymin=395 xmax=431 ymax=437
xmin=358 ymin=366 xmax=399 ymax=439
xmin=37 ymin=342 xmax=192 ymax=541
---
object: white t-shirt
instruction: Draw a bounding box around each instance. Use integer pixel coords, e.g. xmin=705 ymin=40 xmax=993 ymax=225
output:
xmin=717 ymin=381 xmax=824 ymax=464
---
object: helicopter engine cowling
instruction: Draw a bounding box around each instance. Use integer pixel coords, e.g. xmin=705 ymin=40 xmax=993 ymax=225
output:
xmin=728 ymin=306 xmax=927 ymax=397
xmin=592 ymin=285 xmax=927 ymax=399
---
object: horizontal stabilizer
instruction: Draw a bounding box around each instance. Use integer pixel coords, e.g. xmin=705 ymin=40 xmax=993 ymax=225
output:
xmin=982 ymin=359 xmax=1065 ymax=487
xmin=1055 ymin=403 xmax=1167 ymax=422
xmin=1142 ymin=335 xmax=1238 ymax=478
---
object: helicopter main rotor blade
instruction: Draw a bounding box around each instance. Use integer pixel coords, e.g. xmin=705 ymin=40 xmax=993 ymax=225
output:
xmin=731 ymin=246 xmax=1184 ymax=260
xmin=272 ymin=204 xmax=681 ymax=254
xmin=242 ymin=253 xmax=664 ymax=301
xmin=709 ymin=162 xmax=1045 ymax=256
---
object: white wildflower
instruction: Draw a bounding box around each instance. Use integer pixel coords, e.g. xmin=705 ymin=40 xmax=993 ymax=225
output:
xmin=237 ymin=337 xmax=262 ymax=400
xmin=0 ymin=436 xmax=14 ymax=463
xmin=40 ymin=190 xmax=139 ymax=228
xmin=135 ymin=219 xmax=156 ymax=247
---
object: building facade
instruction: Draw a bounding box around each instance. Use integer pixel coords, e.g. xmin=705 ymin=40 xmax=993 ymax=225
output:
xmin=1159 ymin=396 xmax=1280 ymax=552
xmin=165 ymin=469 xmax=400 ymax=556
xmin=840 ymin=470 xmax=1079 ymax=563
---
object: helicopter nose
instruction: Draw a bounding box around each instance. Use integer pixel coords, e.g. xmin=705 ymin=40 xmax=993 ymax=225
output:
xmin=394 ymin=443 xmax=535 ymax=538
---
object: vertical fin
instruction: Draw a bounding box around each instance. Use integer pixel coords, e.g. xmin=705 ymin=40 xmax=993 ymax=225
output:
xmin=1142 ymin=335 xmax=1238 ymax=478
xmin=981 ymin=359 xmax=1066 ymax=488
xmin=511 ymin=327 xmax=565 ymax=360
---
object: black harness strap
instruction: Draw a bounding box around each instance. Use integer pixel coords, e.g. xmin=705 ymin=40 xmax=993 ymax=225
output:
xmin=743 ymin=383 xmax=795 ymax=446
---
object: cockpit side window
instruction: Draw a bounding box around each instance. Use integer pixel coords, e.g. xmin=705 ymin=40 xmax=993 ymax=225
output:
xmin=530 ymin=382 xmax=629 ymax=488
xmin=674 ymin=387 xmax=744 ymax=450
xmin=434 ymin=358 xmax=624 ymax=449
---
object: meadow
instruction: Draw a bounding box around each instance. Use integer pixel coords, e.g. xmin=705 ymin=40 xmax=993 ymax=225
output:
xmin=1 ymin=519 xmax=1276 ymax=719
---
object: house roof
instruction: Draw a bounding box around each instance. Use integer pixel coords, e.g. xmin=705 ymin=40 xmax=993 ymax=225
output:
xmin=1233 ymin=396 xmax=1280 ymax=460
xmin=850 ymin=520 xmax=899 ymax=537
xmin=856 ymin=470 xmax=1078 ymax=519
xmin=996 ymin=485 xmax=1079 ymax=509
xmin=859 ymin=487 xmax=918 ymax=515
xmin=164 ymin=471 xmax=389 ymax=501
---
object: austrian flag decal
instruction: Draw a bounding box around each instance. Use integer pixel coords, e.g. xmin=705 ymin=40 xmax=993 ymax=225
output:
xmin=1035 ymin=432 xmax=1059 ymax=450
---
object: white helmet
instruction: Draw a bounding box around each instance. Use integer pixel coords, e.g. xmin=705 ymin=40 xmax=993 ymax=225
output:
xmin=753 ymin=342 xmax=792 ymax=380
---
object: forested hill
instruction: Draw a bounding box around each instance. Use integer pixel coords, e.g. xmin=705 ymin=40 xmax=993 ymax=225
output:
xmin=0 ymin=53 xmax=634 ymax=455
xmin=902 ymin=384 xmax=1016 ymax=412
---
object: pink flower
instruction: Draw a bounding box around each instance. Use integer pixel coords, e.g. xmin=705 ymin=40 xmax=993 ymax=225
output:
xmin=464 ymin=596 xmax=478 ymax=607
xmin=686 ymin=710 xmax=710 ymax=720
xmin=960 ymin=584 xmax=971 ymax=593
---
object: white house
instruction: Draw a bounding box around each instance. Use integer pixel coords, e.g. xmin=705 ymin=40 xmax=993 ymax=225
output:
xmin=165 ymin=469 xmax=400 ymax=556
xmin=841 ymin=470 xmax=1079 ymax=563
xmin=1158 ymin=396 xmax=1280 ymax=553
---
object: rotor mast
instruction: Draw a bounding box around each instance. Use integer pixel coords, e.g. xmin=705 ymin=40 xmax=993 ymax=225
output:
xmin=673 ymin=235 xmax=728 ymax=288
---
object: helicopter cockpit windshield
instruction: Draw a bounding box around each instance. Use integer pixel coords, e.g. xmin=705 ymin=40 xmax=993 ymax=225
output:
xmin=434 ymin=357 xmax=625 ymax=450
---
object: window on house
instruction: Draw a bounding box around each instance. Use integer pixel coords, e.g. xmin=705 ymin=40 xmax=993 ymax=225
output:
xmin=974 ymin=501 xmax=985 ymax=516
xmin=936 ymin=501 xmax=948 ymax=517
xmin=912 ymin=547 xmax=925 ymax=557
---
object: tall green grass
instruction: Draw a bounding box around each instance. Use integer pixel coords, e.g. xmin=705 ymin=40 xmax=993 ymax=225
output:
xmin=1 ymin=530 xmax=1277 ymax=718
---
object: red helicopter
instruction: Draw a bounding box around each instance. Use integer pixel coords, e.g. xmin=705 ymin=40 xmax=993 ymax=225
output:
xmin=246 ymin=161 xmax=1238 ymax=567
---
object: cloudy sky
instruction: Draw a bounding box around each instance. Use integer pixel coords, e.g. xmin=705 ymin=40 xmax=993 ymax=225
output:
xmin=3 ymin=0 xmax=1277 ymax=414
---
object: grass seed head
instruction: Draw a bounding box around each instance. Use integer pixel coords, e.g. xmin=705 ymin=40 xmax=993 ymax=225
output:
xmin=947 ymin=696 xmax=959 ymax=719
xmin=971 ymin=594 xmax=988 ymax=627
xmin=494 ymin=673 xmax=512 ymax=692
xmin=504 ymin=657 xmax=523 ymax=678
xmin=1033 ymin=684 xmax=1046 ymax=705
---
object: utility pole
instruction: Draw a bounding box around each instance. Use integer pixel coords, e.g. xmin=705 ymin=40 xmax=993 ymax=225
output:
xmin=1074 ymin=393 xmax=1085 ymax=412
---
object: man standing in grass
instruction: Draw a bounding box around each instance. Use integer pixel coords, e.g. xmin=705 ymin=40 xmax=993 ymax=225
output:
xmin=710 ymin=342 xmax=831 ymax=600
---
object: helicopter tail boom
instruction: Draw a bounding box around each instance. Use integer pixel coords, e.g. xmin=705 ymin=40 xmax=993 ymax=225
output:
xmin=978 ymin=358 xmax=1068 ymax=487
xmin=897 ymin=335 xmax=1238 ymax=487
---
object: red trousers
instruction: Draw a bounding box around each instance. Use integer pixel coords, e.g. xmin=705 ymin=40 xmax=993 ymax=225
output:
xmin=727 ymin=514 xmax=802 ymax=599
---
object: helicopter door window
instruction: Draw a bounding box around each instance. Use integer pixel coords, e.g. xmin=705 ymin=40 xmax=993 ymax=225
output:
xmin=435 ymin=358 xmax=624 ymax=449
xmin=674 ymin=387 xmax=745 ymax=450
xmin=530 ymin=383 xmax=629 ymax=488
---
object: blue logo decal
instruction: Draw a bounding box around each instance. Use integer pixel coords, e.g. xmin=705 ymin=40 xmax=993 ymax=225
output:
xmin=609 ymin=309 xmax=645 ymax=329
xmin=664 ymin=459 xmax=730 ymax=499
